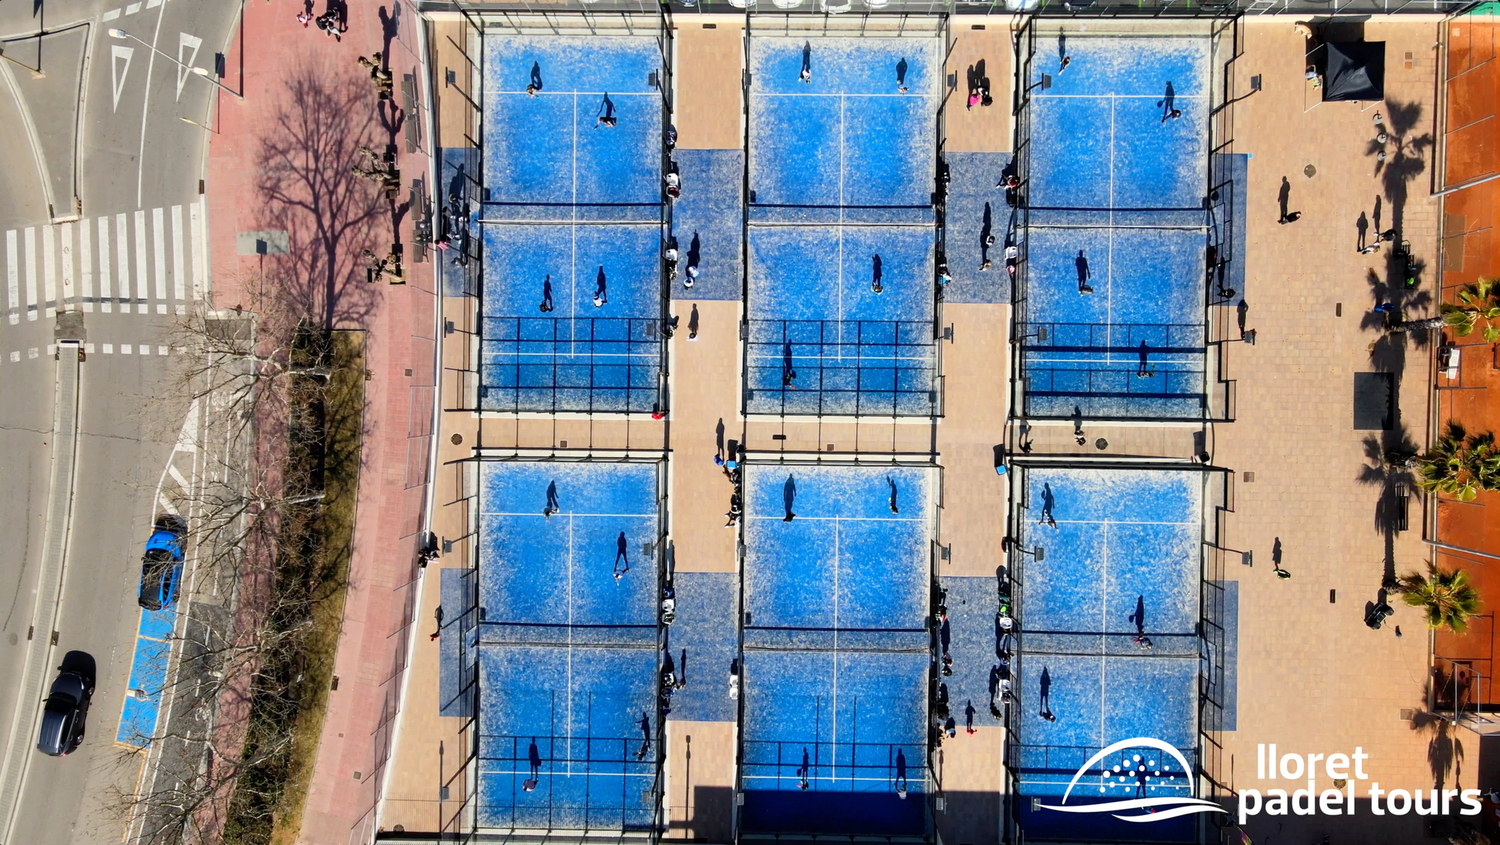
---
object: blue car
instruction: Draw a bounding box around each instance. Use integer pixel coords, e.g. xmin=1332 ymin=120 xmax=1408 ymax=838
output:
xmin=137 ymin=515 xmax=186 ymax=611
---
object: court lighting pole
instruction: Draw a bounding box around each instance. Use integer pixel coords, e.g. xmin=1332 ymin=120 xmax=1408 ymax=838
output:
xmin=108 ymin=28 xmax=243 ymax=100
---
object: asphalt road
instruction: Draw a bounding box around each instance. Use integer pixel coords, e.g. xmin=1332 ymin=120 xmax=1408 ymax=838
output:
xmin=0 ymin=0 xmax=241 ymax=842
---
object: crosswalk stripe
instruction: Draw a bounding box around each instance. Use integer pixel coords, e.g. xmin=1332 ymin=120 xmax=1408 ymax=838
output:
xmin=79 ymin=221 xmax=93 ymax=313
xmin=5 ymin=230 xmax=16 ymax=325
xmin=24 ymin=227 xmax=36 ymax=321
xmin=134 ymin=210 xmax=147 ymax=315
xmin=117 ymin=212 xmax=131 ymax=313
xmin=171 ymin=204 xmax=185 ymax=314
xmin=0 ymin=204 xmax=207 ymax=323
xmin=97 ymin=217 xmax=111 ymax=314
xmin=60 ymin=222 xmax=75 ymax=309
xmin=152 ymin=207 xmax=166 ymax=314
xmin=42 ymin=225 xmax=56 ymax=317
xmin=190 ymin=198 xmax=206 ymax=303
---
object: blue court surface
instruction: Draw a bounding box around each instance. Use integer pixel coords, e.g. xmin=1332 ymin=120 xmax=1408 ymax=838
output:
xmin=1020 ymin=34 xmax=1210 ymax=420
xmin=746 ymin=37 xmax=939 ymax=417
xmin=477 ymin=460 xmax=663 ymax=831
xmin=1011 ymin=467 xmax=1203 ymax=843
xmin=739 ymin=465 xmax=933 ymax=835
xmin=481 ymin=35 xmax=664 ymax=414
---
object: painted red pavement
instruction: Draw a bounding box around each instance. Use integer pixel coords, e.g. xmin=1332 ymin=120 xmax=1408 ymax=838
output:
xmin=205 ymin=1 xmax=437 ymax=841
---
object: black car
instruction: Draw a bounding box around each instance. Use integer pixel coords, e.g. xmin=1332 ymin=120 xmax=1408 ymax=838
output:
xmin=36 ymin=669 xmax=92 ymax=756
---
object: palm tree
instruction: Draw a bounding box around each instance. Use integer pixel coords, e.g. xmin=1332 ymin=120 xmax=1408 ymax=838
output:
xmin=1415 ymin=422 xmax=1500 ymax=502
xmin=1397 ymin=564 xmax=1481 ymax=634
xmin=1440 ymin=278 xmax=1500 ymax=343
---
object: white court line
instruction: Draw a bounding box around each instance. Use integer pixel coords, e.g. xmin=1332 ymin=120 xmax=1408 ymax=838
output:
xmin=495 ymin=90 xmax=657 ymax=98
xmin=1034 ymin=93 xmax=1209 ymax=99
xmin=171 ymin=204 xmax=185 ymax=314
xmin=98 ymin=217 xmax=112 ymax=313
xmin=60 ymin=222 xmax=74 ymax=309
xmin=756 ymin=92 xmax=932 ymax=99
xmin=1107 ymin=94 xmax=1116 ymax=367
xmin=837 ymin=93 xmax=845 ymax=359
xmin=478 ymin=767 xmax=652 ymax=780
xmin=152 ymin=206 xmax=166 ymax=313
xmin=481 ymin=510 xmax=657 ymax=519
xmin=1034 ymin=517 xmax=1197 ymax=527
xmin=831 ymin=514 xmax=840 ymax=784
xmin=23 ymin=227 xmax=36 ymax=320
xmin=1098 ymin=522 xmax=1109 ymax=754
xmin=5 ymin=230 xmax=17 ymax=324
xmin=745 ymin=514 xmax=924 ymax=522
xmin=566 ymin=513 xmax=574 ymax=777
xmin=134 ymin=210 xmax=148 ymax=314
xmin=79 ymin=220 xmax=93 ymax=312
xmin=41 ymin=225 xmax=56 ymax=317
xmin=190 ymin=198 xmax=206 ymax=302
xmin=571 ymin=91 xmax=578 ymax=358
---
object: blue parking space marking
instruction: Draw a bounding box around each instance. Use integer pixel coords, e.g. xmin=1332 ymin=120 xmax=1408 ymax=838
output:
xmin=116 ymin=634 xmax=171 ymax=746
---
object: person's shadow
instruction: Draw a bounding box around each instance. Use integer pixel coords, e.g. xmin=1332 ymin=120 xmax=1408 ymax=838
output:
xmin=1356 ymin=210 xmax=1370 ymax=251
xmin=1278 ymin=176 xmax=1295 ymax=223
xmin=1039 ymin=665 xmax=1054 ymax=720
xmin=783 ymin=475 xmax=797 ymax=522
xmin=530 ymin=60 xmax=543 ymax=91
xmin=1129 ymin=594 xmax=1146 ymax=635
xmin=1236 ymin=299 xmax=1249 ymax=337
xmin=597 ymin=93 xmax=617 ymax=126
xmin=615 ymin=531 xmax=630 ymax=573
xmin=980 ymin=202 xmax=994 ymax=264
xmin=871 ymin=254 xmax=883 ymax=293
xmin=715 ymin=417 xmax=725 ymax=460
xmin=798 ymin=747 xmax=811 ymax=789
xmin=940 ymin=616 xmax=951 ymax=654
xmin=1040 ymin=482 xmax=1056 ymax=519
xmin=545 ymin=480 xmax=560 ymax=514
xmin=635 ymin=711 xmax=651 ymax=759
xmin=1157 ymin=80 xmax=1175 ymax=119
xmin=595 ymin=265 xmax=607 ymax=301
xmin=800 ymin=41 xmax=812 ymax=80
xmin=781 ymin=341 xmax=797 ymax=386
xmin=678 ymin=648 xmax=688 ymax=688
xmin=689 ymin=304 xmax=700 ymax=338
xmin=895 ymin=57 xmax=909 ymax=92
xmin=887 ymin=476 xmax=899 ymax=514
xmin=688 ymin=231 xmax=702 ymax=270
xmin=895 ymin=748 xmax=909 ymax=793
xmin=1075 ymin=249 xmax=1093 ymax=293
xmin=528 ymin=738 xmax=542 ymax=780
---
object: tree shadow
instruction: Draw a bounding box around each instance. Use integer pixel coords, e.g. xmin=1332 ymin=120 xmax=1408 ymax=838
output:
xmin=1356 ymin=428 xmax=1419 ymax=588
xmin=253 ymin=57 xmax=385 ymax=335
xmin=1363 ymin=98 xmax=1436 ymax=362
xmin=1361 ymin=268 xmax=1435 ymax=375
xmin=1413 ymin=673 xmax=1468 ymax=791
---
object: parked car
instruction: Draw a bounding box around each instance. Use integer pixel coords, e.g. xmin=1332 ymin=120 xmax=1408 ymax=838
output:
xmin=137 ymin=514 xmax=186 ymax=611
xmin=36 ymin=668 xmax=92 ymax=756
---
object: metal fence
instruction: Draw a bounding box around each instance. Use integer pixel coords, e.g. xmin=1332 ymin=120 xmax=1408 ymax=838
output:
xmin=434 ymin=0 xmax=1478 ymax=16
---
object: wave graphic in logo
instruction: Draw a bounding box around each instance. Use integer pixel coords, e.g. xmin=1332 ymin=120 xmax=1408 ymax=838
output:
xmin=1039 ymin=738 xmax=1227 ymax=823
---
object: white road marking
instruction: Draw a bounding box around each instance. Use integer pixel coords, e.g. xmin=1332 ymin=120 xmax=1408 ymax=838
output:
xmin=98 ymin=217 xmax=112 ymax=313
xmin=152 ymin=207 xmax=166 ymax=314
xmin=190 ymin=197 xmax=205 ymax=302
xmin=175 ymin=34 xmax=202 ymax=101
xmin=171 ymin=204 xmax=185 ymax=313
xmin=23 ymin=227 xmax=36 ymax=320
xmin=117 ymin=212 xmax=132 ymax=313
xmin=110 ymin=45 xmax=134 ymax=112
xmin=59 ymin=222 xmax=74 ymax=308
xmin=102 ymin=9 xmax=121 ymax=21
xmin=5 ymin=230 xmax=17 ymax=324
xmin=41 ymin=225 xmax=55 ymax=317
xmin=134 ymin=209 xmax=147 ymax=313
xmin=79 ymin=219 xmax=93 ymax=312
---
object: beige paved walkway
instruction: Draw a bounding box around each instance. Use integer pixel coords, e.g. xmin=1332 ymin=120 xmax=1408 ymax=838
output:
xmin=668 ymin=300 xmax=741 ymax=574
xmin=944 ymin=26 xmax=1014 ymax=153
xmin=1211 ymin=17 xmax=1446 ymax=835
xmin=675 ymin=21 xmax=745 ymax=150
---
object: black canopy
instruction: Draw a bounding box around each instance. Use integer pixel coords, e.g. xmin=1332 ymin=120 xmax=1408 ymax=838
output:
xmin=1322 ymin=41 xmax=1385 ymax=102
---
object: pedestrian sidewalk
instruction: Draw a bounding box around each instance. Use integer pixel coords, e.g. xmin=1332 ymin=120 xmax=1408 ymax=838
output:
xmin=204 ymin=0 xmax=440 ymax=842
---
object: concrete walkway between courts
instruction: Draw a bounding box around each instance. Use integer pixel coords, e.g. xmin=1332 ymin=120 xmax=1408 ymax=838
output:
xmin=204 ymin=0 xmax=439 ymax=841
